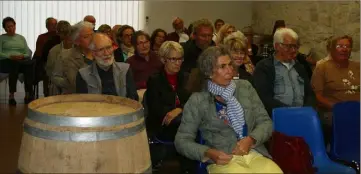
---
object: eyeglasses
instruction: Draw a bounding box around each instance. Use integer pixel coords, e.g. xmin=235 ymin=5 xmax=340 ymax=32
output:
xmin=279 ymin=43 xmax=299 ymax=51
xmin=94 ymin=45 xmax=113 ymax=54
xmin=336 ymin=44 xmax=351 ymax=49
xmin=166 ymin=57 xmax=184 ymax=63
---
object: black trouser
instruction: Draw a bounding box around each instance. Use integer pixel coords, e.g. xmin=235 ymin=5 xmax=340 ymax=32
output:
xmin=0 ymin=59 xmax=34 ymax=95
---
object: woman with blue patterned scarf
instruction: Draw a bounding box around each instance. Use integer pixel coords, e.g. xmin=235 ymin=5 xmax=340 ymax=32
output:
xmin=174 ymin=45 xmax=282 ymax=173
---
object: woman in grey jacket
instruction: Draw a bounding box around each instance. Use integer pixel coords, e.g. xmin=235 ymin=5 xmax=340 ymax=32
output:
xmin=175 ymin=45 xmax=282 ymax=173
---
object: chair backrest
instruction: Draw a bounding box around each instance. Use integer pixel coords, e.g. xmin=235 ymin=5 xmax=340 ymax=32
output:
xmin=272 ymin=107 xmax=328 ymax=165
xmin=332 ymin=101 xmax=360 ymax=156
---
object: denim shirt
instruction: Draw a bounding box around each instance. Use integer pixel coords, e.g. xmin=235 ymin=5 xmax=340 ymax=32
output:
xmin=273 ymin=58 xmax=304 ymax=106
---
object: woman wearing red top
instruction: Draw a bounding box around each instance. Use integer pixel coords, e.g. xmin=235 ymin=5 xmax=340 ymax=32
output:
xmin=145 ymin=41 xmax=193 ymax=172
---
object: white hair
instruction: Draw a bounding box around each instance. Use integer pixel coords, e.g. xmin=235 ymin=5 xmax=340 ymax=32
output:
xmin=273 ymin=28 xmax=299 ymax=47
xmin=88 ymin=33 xmax=111 ymax=50
xmin=223 ymin=31 xmax=247 ymax=45
xmin=71 ymin=21 xmax=94 ymax=42
xmin=158 ymin=41 xmax=184 ymax=62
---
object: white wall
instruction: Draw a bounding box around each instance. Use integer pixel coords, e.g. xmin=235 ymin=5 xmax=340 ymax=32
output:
xmin=141 ymin=1 xmax=253 ymax=34
xmin=0 ymin=1 xmax=140 ymax=52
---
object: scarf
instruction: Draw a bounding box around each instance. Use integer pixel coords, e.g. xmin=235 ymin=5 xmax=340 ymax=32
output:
xmin=120 ymin=43 xmax=135 ymax=58
xmin=208 ymin=80 xmax=246 ymax=140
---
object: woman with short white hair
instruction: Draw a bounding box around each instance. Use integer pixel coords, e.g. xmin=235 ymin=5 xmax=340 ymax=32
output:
xmin=61 ymin=21 xmax=94 ymax=93
xmin=146 ymin=41 xmax=193 ymax=173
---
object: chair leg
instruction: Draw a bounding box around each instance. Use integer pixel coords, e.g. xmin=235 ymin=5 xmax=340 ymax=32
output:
xmin=4 ymin=78 xmax=8 ymax=101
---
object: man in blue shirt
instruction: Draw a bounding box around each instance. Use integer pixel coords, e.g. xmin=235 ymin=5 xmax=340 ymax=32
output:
xmin=253 ymin=28 xmax=315 ymax=117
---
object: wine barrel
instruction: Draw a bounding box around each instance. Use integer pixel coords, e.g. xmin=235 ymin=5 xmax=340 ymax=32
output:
xmin=18 ymin=94 xmax=151 ymax=173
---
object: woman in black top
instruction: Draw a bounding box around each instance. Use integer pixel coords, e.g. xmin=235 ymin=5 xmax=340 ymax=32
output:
xmin=145 ymin=41 xmax=193 ymax=173
xmin=223 ymin=31 xmax=254 ymax=84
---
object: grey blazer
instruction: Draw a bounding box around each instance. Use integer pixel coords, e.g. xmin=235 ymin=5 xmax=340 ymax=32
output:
xmin=175 ymin=80 xmax=272 ymax=163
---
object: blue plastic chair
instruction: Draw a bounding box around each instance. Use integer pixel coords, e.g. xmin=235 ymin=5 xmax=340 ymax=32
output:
xmin=330 ymin=101 xmax=360 ymax=164
xmin=273 ymin=107 xmax=355 ymax=174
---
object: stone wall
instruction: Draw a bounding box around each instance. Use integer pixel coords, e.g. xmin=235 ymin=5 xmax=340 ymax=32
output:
xmin=252 ymin=1 xmax=360 ymax=61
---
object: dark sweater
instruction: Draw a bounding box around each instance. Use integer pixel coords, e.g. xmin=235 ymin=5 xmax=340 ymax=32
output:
xmin=238 ymin=65 xmax=253 ymax=85
xmin=253 ymin=55 xmax=316 ymax=117
xmin=180 ymin=40 xmax=215 ymax=75
xmin=114 ymin=47 xmax=126 ymax=62
xmin=41 ymin=35 xmax=61 ymax=62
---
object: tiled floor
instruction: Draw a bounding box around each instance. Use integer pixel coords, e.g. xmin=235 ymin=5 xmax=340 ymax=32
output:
xmin=0 ymin=79 xmax=43 ymax=173
xmin=0 ymin=79 xmax=44 ymax=104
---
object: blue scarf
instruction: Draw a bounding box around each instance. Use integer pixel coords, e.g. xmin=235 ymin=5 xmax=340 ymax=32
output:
xmin=207 ymin=80 xmax=246 ymax=140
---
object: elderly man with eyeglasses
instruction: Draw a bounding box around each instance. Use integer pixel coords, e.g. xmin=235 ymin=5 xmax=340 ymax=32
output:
xmin=75 ymin=33 xmax=138 ymax=100
xmin=253 ymin=28 xmax=315 ymax=117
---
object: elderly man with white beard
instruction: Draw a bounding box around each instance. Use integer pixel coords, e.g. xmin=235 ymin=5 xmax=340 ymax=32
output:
xmin=75 ymin=33 xmax=139 ymax=101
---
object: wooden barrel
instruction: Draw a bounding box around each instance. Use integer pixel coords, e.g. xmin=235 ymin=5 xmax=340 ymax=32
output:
xmin=18 ymin=94 xmax=151 ymax=173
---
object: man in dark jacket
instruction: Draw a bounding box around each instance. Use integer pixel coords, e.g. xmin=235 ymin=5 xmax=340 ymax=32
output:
xmin=253 ymin=28 xmax=315 ymax=117
xmin=180 ymin=18 xmax=214 ymax=75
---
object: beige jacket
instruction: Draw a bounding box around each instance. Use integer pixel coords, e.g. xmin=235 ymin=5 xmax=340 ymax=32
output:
xmin=61 ymin=47 xmax=90 ymax=93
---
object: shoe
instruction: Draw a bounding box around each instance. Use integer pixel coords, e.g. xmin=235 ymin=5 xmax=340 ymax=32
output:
xmin=9 ymin=98 xmax=17 ymax=105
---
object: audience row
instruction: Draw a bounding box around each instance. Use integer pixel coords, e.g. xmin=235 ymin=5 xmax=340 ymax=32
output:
xmin=0 ymin=15 xmax=359 ymax=173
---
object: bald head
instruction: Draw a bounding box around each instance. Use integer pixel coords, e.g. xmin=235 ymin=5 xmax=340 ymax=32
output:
xmin=89 ymin=33 xmax=114 ymax=68
xmin=84 ymin=15 xmax=96 ymax=27
xmin=89 ymin=33 xmax=112 ymax=50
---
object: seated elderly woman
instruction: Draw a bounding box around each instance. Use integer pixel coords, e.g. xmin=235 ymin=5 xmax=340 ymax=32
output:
xmin=175 ymin=46 xmax=282 ymax=173
xmin=223 ymin=31 xmax=255 ymax=83
xmin=146 ymin=41 xmax=192 ymax=172
xmin=146 ymin=41 xmax=190 ymax=140
xmin=126 ymin=31 xmax=163 ymax=89
xmin=76 ymin=33 xmax=138 ymax=101
xmin=61 ymin=21 xmax=94 ymax=94
xmin=150 ymin=28 xmax=167 ymax=54
xmin=116 ymin=25 xmax=135 ymax=61
xmin=0 ymin=17 xmax=34 ymax=105
xmin=45 ymin=20 xmax=73 ymax=96
xmin=311 ymin=35 xmax=360 ymax=128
